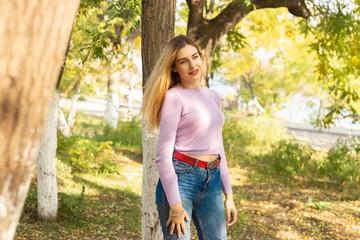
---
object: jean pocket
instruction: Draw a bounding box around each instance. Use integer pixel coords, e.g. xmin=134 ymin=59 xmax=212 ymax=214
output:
xmin=173 ymin=158 xmax=193 ymax=173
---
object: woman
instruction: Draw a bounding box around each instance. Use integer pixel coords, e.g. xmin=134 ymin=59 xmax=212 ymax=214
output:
xmin=141 ymin=34 xmax=237 ymax=239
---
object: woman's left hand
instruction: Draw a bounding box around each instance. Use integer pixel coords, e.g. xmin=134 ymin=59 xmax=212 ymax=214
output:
xmin=225 ymin=193 xmax=237 ymax=226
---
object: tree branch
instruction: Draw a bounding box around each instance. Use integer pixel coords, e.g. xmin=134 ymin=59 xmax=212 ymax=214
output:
xmin=189 ymin=0 xmax=311 ymax=46
xmin=209 ymin=1 xmax=251 ymax=36
xmin=186 ymin=0 xmax=206 ymax=34
xmin=205 ymin=0 xmax=215 ymax=19
xmin=186 ymin=0 xmax=311 ymax=82
xmin=252 ymin=0 xmax=311 ymax=18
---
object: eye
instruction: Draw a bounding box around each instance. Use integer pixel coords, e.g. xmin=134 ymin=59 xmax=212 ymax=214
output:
xmin=193 ymin=55 xmax=199 ymax=59
xmin=180 ymin=60 xmax=187 ymax=64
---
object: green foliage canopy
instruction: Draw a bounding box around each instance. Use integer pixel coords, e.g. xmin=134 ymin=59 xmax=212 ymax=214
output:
xmin=300 ymin=0 xmax=360 ymax=127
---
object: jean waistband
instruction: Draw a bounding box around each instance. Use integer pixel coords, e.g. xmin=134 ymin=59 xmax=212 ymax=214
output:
xmin=173 ymin=152 xmax=221 ymax=170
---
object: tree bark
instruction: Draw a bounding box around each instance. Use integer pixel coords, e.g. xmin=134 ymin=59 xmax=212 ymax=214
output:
xmin=37 ymin=89 xmax=59 ymax=221
xmin=0 ymin=0 xmax=80 ymax=239
xmin=186 ymin=0 xmax=310 ymax=82
xmin=141 ymin=0 xmax=176 ymax=239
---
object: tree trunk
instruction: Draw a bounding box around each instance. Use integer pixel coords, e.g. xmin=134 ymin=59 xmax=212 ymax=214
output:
xmin=58 ymin=108 xmax=72 ymax=137
xmin=128 ymin=72 xmax=134 ymax=122
xmin=141 ymin=0 xmax=176 ymax=239
xmin=68 ymin=73 xmax=81 ymax=127
xmin=141 ymin=124 xmax=161 ymax=239
xmin=0 ymin=1 xmax=80 ymax=239
xmin=128 ymin=49 xmax=134 ymax=122
xmin=37 ymin=89 xmax=59 ymax=221
xmin=236 ymin=80 xmax=242 ymax=111
xmin=104 ymin=62 xmax=120 ymax=128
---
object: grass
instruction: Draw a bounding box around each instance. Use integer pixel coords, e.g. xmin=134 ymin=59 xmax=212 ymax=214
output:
xmin=15 ymin=112 xmax=360 ymax=239
xmin=16 ymin=112 xmax=142 ymax=240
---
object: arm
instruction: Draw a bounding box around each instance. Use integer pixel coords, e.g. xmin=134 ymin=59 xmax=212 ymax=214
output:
xmin=215 ymin=89 xmax=237 ymax=226
xmin=156 ymin=92 xmax=190 ymax=237
xmin=220 ymin=136 xmax=237 ymax=226
xmin=156 ymin=92 xmax=182 ymax=206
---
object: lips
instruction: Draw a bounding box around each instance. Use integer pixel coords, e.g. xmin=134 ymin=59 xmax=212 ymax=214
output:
xmin=189 ymin=69 xmax=199 ymax=75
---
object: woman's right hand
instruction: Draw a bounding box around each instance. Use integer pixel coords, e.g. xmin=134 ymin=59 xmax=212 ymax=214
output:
xmin=166 ymin=203 xmax=190 ymax=238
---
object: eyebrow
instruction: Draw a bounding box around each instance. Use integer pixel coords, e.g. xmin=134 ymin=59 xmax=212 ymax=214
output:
xmin=177 ymin=52 xmax=198 ymax=63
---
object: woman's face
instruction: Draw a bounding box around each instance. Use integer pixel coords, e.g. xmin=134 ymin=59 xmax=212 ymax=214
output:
xmin=173 ymin=44 xmax=202 ymax=87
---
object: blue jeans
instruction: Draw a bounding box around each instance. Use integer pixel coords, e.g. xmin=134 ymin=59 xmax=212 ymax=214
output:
xmin=156 ymin=156 xmax=227 ymax=240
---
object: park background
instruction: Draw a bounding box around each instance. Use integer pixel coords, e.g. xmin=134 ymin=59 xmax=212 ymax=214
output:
xmin=1 ymin=0 xmax=359 ymax=239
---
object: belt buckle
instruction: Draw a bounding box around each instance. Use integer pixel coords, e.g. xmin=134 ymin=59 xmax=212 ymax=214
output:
xmin=206 ymin=160 xmax=216 ymax=170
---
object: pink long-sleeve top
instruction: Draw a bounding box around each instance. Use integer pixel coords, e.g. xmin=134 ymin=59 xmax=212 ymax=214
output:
xmin=156 ymin=84 xmax=232 ymax=206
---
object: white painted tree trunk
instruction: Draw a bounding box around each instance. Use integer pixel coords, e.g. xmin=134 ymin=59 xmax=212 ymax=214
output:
xmin=104 ymin=62 xmax=120 ymax=128
xmin=68 ymin=90 xmax=79 ymax=127
xmin=236 ymin=81 xmax=242 ymax=111
xmin=128 ymin=74 xmax=133 ymax=122
xmin=37 ymin=89 xmax=59 ymax=221
xmin=0 ymin=1 xmax=80 ymax=239
xmin=104 ymin=91 xmax=119 ymax=128
xmin=127 ymin=47 xmax=134 ymax=122
xmin=141 ymin=0 xmax=175 ymax=238
xmin=58 ymin=108 xmax=72 ymax=137
xmin=141 ymin=123 xmax=162 ymax=240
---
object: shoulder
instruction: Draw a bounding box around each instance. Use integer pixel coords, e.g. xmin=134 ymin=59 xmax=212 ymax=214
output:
xmin=208 ymin=88 xmax=221 ymax=98
xmin=206 ymin=87 xmax=222 ymax=103
xmin=165 ymin=90 xmax=180 ymax=102
xmin=163 ymin=88 xmax=183 ymax=108
xmin=166 ymin=87 xmax=181 ymax=100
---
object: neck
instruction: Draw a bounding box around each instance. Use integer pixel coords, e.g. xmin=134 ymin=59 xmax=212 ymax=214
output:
xmin=180 ymin=81 xmax=202 ymax=89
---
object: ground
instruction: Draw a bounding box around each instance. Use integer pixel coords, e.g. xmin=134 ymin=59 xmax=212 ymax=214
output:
xmin=15 ymin=150 xmax=360 ymax=239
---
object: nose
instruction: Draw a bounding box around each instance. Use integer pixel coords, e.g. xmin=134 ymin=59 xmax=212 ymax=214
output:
xmin=189 ymin=59 xmax=195 ymax=69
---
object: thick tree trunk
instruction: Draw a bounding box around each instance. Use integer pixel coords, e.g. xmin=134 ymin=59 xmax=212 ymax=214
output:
xmin=37 ymin=89 xmax=59 ymax=221
xmin=104 ymin=65 xmax=120 ymax=128
xmin=141 ymin=124 xmax=161 ymax=239
xmin=141 ymin=0 xmax=176 ymax=239
xmin=0 ymin=1 xmax=80 ymax=239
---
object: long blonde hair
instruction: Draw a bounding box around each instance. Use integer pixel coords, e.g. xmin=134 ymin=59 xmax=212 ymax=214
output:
xmin=141 ymin=34 xmax=204 ymax=130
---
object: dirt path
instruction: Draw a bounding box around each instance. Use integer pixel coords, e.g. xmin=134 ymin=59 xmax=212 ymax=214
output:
xmin=122 ymin=154 xmax=360 ymax=239
xmin=226 ymin=164 xmax=360 ymax=240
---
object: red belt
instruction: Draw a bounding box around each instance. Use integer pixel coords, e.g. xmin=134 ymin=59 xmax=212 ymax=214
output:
xmin=173 ymin=152 xmax=221 ymax=170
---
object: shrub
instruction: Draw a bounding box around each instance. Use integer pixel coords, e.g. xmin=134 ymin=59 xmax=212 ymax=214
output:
xmin=57 ymin=119 xmax=142 ymax=174
xmin=222 ymin=114 xmax=286 ymax=165
xmin=324 ymin=140 xmax=360 ymax=185
xmin=95 ymin=119 xmax=142 ymax=149
xmin=259 ymin=138 xmax=314 ymax=177
xmin=57 ymin=134 xmax=122 ymax=174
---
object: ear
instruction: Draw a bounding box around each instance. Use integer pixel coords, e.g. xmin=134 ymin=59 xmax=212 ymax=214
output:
xmin=172 ymin=66 xmax=177 ymax=73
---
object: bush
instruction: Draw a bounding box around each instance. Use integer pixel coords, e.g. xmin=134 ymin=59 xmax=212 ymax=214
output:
xmin=254 ymin=136 xmax=360 ymax=186
xmin=57 ymin=133 xmax=122 ymax=174
xmin=259 ymin=138 xmax=314 ymax=177
xmin=324 ymin=140 xmax=360 ymax=185
xmin=222 ymin=114 xmax=286 ymax=166
xmin=57 ymin=119 xmax=142 ymax=174
xmin=95 ymin=119 xmax=142 ymax=149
